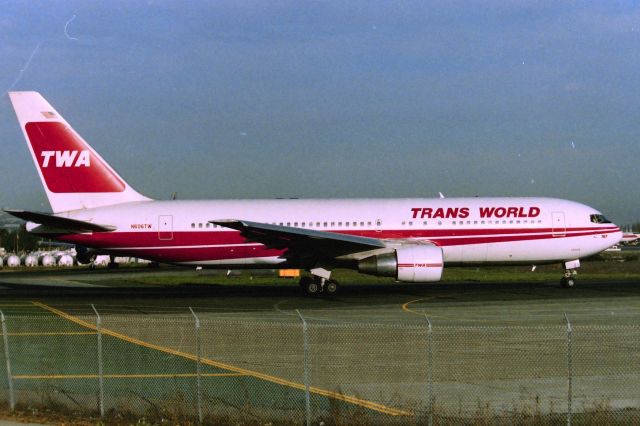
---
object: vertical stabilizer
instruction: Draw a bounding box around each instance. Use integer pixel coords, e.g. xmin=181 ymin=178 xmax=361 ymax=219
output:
xmin=9 ymin=91 xmax=150 ymax=213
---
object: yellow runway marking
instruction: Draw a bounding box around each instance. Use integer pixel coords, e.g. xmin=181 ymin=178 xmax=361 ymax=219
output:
xmin=402 ymin=298 xmax=436 ymax=316
xmin=14 ymin=373 xmax=245 ymax=380
xmin=32 ymin=301 xmax=411 ymax=417
xmin=8 ymin=331 xmax=96 ymax=336
xmin=0 ymin=304 xmax=38 ymax=308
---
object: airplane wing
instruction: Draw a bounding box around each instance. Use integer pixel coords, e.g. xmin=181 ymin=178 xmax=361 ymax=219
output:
xmin=211 ymin=219 xmax=386 ymax=260
xmin=4 ymin=209 xmax=116 ymax=233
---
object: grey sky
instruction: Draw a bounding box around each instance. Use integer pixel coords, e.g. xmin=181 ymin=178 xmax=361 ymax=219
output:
xmin=1 ymin=1 xmax=639 ymax=224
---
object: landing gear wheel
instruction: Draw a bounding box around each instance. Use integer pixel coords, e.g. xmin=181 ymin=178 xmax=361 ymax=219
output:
xmin=324 ymin=280 xmax=339 ymax=295
xmin=561 ymin=276 xmax=576 ymax=288
xmin=303 ymin=279 xmax=321 ymax=295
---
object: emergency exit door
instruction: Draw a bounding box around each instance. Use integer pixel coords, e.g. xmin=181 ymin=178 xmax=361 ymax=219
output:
xmin=158 ymin=215 xmax=173 ymax=240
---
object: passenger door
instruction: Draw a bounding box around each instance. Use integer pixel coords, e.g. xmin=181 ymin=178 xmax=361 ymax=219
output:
xmin=158 ymin=215 xmax=173 ymax=240
xmin=551 ymin=211 xmax=566 ymax=237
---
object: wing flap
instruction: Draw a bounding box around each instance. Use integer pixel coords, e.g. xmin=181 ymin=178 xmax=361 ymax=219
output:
xmin=4 ymin=209 xmax=116 ymax=233
xmin=211 ymin=219 xmax=385 ymax=257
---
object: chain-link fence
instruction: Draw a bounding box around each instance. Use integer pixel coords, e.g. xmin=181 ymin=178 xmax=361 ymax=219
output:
xmin=0 ymin=308 xmax=639 ymax=424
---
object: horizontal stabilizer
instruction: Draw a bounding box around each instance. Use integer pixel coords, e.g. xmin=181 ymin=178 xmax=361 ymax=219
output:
xmin=4 ymin=209 xmax=116 ymax=233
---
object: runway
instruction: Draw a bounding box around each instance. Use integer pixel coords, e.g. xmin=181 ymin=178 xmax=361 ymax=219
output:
xmin=0 ymin=267 xmax=638 ymax=326
xmin=0 ymin=268 xmax=638 ymax=422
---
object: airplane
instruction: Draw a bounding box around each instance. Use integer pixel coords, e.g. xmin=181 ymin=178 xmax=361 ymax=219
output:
xmin=6 ymin=91 xmax=623 ymax=294
xmin=620 ymin=231 xmax=639 ymax=245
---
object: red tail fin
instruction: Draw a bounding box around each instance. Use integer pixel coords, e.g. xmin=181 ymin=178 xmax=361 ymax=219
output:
xmin=9 ymin=92 xmax=150 ymax=212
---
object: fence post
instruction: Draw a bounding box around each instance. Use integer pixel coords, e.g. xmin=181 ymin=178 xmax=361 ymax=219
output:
xmin=189 ymin=307 xmax=203 ymax=424
xmin=92 ymin=305 xmax=104 ymax=417
xmin=0 ymin=310 xmax=15 ymax=411
xmin=564 ymin=313 xmax=572 ymax=426
xmin=296 ymin=309 xmax=311 ymax=426
xmin=424 ymin=314 xmax=433 ymax=426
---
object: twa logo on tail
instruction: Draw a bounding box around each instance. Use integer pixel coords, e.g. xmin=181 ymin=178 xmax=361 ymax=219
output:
xmin=24 ymin=121 xmax=126 ymax=194
xmin=41 ymin=150 xmax=91 ymax=168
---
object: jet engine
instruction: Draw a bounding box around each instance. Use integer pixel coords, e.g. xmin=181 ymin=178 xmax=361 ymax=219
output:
xmin=358 ymin=244 xmax=443 ymax=282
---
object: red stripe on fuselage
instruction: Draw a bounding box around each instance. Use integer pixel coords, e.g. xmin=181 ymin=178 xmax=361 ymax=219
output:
xmin=398 ymin=263 xmax=443 ymax=268
xmin=55 ymin=226 xmax=620 ymax=263
xmin=58 ymin=226 xmax=618 ymax=248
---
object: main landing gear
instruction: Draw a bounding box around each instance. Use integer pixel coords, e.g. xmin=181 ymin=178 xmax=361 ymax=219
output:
xmin=560 ymin=259 xmax=580 ymax=288
xmin=299 ymin=268 xmax=339 ymax=296
xmin=107 ymin=255 xmax=119 ymax=269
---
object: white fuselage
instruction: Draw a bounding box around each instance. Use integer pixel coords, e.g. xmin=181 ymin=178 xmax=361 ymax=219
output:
xmin=38 ymin=197 xmax=621 ymax=268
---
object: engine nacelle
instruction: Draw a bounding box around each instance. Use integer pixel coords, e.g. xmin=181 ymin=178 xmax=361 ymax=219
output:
xmin=358 ymin=245 xmax=444 ymax=283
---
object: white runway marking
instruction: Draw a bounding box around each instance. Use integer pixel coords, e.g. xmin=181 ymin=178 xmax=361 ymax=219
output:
xmin=273 ymin=299 xmax=360 ymax=324
xmin=273 ymin=299 xmax=295 ymax=316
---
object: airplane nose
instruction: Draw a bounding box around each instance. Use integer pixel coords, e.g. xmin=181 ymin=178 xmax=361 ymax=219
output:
xmin=612 ymin=225 xmax=623 ymax=245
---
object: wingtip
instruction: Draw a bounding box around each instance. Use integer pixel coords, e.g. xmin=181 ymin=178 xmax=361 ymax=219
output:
xmin=3 ymin=209 xmax=25 ymax=217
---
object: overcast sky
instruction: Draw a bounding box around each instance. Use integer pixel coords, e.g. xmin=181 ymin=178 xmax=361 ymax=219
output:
xmin=1 ymin=1 xmax=639 ymax=224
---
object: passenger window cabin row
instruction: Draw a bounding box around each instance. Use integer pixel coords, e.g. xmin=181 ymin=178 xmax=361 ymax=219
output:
xmin=190 ymin=218 xmax=544 ymax=229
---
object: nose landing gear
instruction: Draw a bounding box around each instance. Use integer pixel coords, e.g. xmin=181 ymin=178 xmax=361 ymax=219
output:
xmin=560 ymin=260 xmax=580 ymax=288
xmin=560 ymin=272 xmax=576 ymax=288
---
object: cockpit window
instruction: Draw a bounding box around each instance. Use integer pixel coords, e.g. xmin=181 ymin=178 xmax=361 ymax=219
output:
xmin=590 ymin=214 xmax=611 ymax=224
